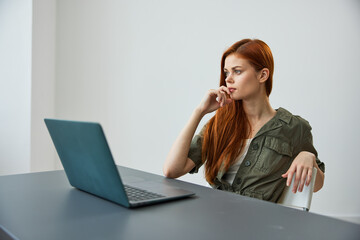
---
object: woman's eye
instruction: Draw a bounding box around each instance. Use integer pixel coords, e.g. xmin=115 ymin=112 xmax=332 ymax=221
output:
xmin=224 ymin=72 xmax=229 ymax=77
xmin=235 ymin=70 xmax=241 ymax=74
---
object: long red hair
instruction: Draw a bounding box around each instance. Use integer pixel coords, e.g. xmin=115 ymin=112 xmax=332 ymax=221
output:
xmin=202 ymin=39 xmax=274 ymax=184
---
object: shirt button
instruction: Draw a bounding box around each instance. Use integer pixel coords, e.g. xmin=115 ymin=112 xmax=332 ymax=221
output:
xmin=245 ymin=160 xmax=251 ymax=167
xmin=252 ymin=143 xmax=259 ymax=150
xmin=236 ymin=178 xmax=242 ymax=184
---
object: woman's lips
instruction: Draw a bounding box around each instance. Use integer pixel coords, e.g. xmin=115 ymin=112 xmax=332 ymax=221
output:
xmin=229 ymin=88 xmax=236 ymax=93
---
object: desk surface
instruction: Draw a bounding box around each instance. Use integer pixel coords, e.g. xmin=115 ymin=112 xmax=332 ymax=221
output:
xmin=0 ymin=166 xmax=359 ymax=240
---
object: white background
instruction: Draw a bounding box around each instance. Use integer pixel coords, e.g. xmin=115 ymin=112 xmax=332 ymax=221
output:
xmin=1 ymin=0 xmax=359 ymax=222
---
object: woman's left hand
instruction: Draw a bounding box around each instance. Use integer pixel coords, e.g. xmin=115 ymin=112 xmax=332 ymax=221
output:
xmin=281 ymin=151 xmax=316 ymax=193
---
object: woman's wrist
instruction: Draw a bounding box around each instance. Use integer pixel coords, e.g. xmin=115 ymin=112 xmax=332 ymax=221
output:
xmin=194 ymin=106 xmax=206 ymax=118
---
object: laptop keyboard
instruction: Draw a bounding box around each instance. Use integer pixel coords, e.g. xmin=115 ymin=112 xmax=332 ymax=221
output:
xmin=124 ymin=185 xmax=165 ymax=202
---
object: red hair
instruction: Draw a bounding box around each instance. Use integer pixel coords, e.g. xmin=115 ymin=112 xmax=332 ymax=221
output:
xmin=202 ymin=39 xmax=274 ymax=184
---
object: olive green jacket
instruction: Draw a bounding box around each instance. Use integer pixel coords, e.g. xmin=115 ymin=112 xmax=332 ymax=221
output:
xmin=187 ymin=107 xmax=325 ymax=203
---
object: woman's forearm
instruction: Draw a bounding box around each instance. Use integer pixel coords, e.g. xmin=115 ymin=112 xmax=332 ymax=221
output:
xmin=163 ymin=108 xmax=204 ymax=178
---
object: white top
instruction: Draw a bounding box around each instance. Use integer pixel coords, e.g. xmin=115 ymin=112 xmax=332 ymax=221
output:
xmin=222 ymin=138 xmax=253 ymax=185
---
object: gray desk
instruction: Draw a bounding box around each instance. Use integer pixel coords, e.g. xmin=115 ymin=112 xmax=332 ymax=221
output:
xmin=0 ymin=166 xmax=359 ymax=240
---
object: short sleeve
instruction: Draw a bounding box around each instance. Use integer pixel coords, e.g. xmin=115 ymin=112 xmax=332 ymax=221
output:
xmin=188 ymin=124 xmax=207 ymax=174
xmin=300 ymin=127 xmax=325 ymax=173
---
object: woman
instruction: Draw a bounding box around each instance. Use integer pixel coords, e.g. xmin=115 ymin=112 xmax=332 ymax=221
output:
xmin=163 ymin=39 xmax=325 ymax=203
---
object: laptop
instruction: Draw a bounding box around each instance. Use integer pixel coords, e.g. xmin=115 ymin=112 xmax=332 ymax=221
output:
xmin=44 ymin=119 xmax=195 ymax=208
xmin=0 ymin=225 xmax=19 ymax=240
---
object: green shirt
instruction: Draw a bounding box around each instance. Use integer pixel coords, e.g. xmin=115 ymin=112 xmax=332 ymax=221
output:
xmin=187 ymin=107 xmax=325 ymax=203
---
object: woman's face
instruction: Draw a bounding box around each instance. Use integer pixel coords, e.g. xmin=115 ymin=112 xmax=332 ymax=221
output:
xmin=224 ymin=54 xmax=265 ymax=101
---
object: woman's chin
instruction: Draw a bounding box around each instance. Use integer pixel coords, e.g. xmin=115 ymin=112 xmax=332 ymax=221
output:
xmin=230 ymin=95 xmax=241 ymax=101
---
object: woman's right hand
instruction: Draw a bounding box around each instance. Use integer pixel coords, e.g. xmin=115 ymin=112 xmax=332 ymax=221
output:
xmin=196 ymin=86 xmax=233 ymax=116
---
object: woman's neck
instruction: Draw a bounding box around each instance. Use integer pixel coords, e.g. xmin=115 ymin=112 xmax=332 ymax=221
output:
xmin=242 ymin=96 xmax=276 ymax=125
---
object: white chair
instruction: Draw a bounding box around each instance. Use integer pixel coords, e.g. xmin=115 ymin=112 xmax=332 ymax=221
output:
xmin=277 ymin=167 xmax=317 ymax=211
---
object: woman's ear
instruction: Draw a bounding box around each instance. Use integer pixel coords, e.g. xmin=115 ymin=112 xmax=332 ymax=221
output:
xmin=258 ymin=68 xmax=269 ymax=83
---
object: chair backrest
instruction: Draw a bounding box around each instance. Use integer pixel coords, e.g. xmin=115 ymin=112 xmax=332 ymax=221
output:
xmin=277 ymin=167 xmax=317 ymax=211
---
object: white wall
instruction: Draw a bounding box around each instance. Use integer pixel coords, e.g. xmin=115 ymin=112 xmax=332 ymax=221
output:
xmin=0 ymin=0 xmax=57 ymax=175
xmin=55 ymin=0 xmax=360 ymax=220
xmin=1 ymin=0 xmax=359 ymax=222
xmin=0 ymin=0 xmax=32 ymax=175
xmin=30 ymin=0 xmax=56 ymax=172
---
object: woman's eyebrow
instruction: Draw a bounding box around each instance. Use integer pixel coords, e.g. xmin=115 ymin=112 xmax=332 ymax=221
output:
xmin=223 ymin=66 xmax=243 ymax=71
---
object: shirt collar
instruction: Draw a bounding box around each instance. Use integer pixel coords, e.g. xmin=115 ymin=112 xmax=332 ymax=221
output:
xmin=275 ymin=107 xmax=292 ymax=124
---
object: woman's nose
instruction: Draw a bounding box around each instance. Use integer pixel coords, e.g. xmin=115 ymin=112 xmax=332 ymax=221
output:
xmin=225 ymin=74 xmax=234 ymax=83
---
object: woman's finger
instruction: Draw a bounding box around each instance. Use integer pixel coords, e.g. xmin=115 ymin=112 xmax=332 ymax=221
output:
xmin=214 ymin=90 xmax=222 ymax=104
xmin=220 ymin=91 xmax=226 ymax=107
xmin=282 ymin=168 xmax=289 ymax=179
xmin=306 ymin=168 xmax=313 ymax=186
xmin=219 ymin=86 xmax=231 ymax=95
xmin=217 ymin=90 xmax=224 ymax=107
xmin=292 ymin=166 xmax=303 ymax=193
xmin=299 ymin=169 xmax=308 ymax=192
xmin=286 ymin=170 xmax=294 ymax=186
